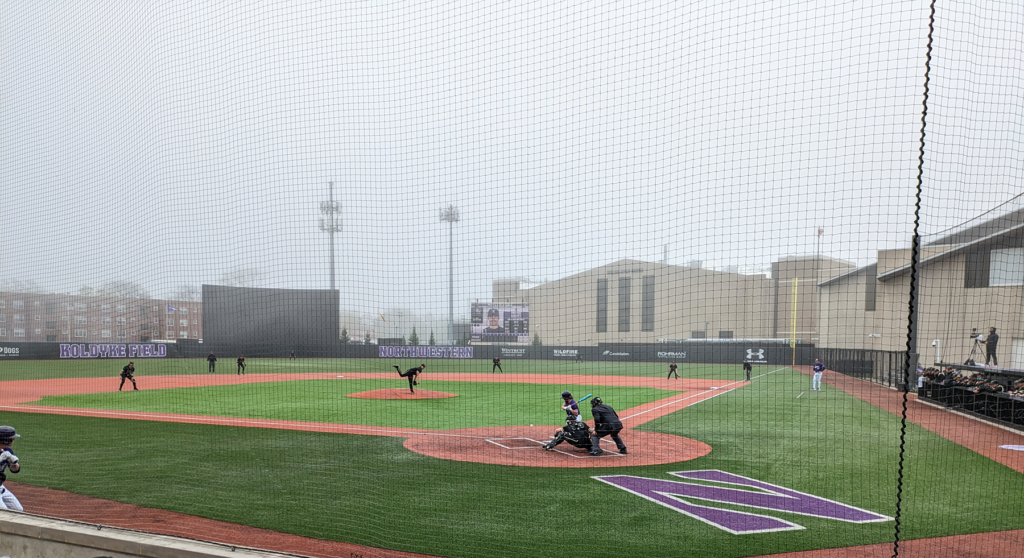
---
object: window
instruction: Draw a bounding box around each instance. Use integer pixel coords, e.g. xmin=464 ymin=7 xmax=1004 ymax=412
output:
xmin=193 ymin=320 xmax=197 ymax=325
xmin=719 ymin=331 xmax=734 ymax=339
xmin=34 ymin=314 xmax=40 ymax=321
xmin=0 ymin=301 xmax=4 ymax=308
xmin=45 ymin=321 xmax=56 ymax=330
xmin=152 ymin=306 xmax=158 ymax=312
xmin=74 ymin=329 xmax=86 ymax=337
xmin=13 ymin=314 xmax=24 ymax=323
xmin=180 ymin=331 xmax=188 ymax=338
xmin=117 ymin=317 xmax=126 ymax=325
xmin=193 ymin=331 xmax=198 ymax=337
xmin=34 ymin=329 xmax=41 ymax=335
xmin=102 ymin=317 xmax=111 ymax=324
xmin=13 ymin=301 xmax=24 ymax=309
xmin=691 ymin=331 xmax=707 ymax=338
xmin=180 ymin=319 xmax=188 ymax=327
xmin=618 ymin=277 xmax=631 ymax=332
xmin=45 ymin=302 xmax=55 ymax=315
xmin=101 ymin=304 xmax=111 ymax=311
xmin=73 ymin=303 xmax=86 ymax=311
xmin=181 ymin=308 xmax=188 ymax=315
xmin=167 ymin=318 xmax=174 ymax=326
xmin=0 ymin=328 xmax=5 ymax=336
xmin=641 ymin=275 xmax=655 ymax=332
xmin=596 ymin=279 xmax=609 ymax=333
xmin=62 ymin=329 xmax=69 ymax=335
xmin=117 ymin=330 xmax=127 ymax=338
xmin=101 ymin=330 xmax=112 ymax=338
xmin=116 ymin=305 xmax=125 ymax=312
xmin=0 ymin=315 xmax=4 ymax=322
xmin=140 ymin=323 xmax=150 ymax=331
xmin=34 ymin=301 xmax=40 ymax=306
xmin=14 ymin=328 xmax=25 ymax=337
xmin=74 ymin=316 xmax=87 ymax=324
xmin=990 ymin=247 xmax=1024 ymax=287
xmin=167 ymin=331 xmax=175 ymax=339
xmin=46 ymin=335 xmax=56 ymax=342
xmin=865 ymin=276 xmax=877 ymax=312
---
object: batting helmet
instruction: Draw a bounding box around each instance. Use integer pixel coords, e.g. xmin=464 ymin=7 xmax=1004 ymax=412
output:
xmin=0 ymin=426 xmax=20 ymax=444
xmin=561 ymin=391 xmax=572 ymax=399
xmin=590 ymin=396 xmax=603 ymax=407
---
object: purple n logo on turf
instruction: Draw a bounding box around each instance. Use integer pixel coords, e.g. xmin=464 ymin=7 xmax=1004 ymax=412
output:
xmin=593 ymin=470 xmax=892 ymax=534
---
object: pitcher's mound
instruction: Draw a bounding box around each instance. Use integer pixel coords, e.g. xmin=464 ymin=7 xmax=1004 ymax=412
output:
xmin=348 ymin=389 xmax=458 ymax=400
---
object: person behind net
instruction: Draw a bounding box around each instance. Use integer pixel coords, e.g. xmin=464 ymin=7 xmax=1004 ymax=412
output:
xmin=0 ymin=425 xmax=23 ymax=511
xmin=492 ymin=356 xmax=503 ymax=373
xmin=237 ymin=355 xmax=246 ymax=375
xmin=207 ymin=352 xmax=218 ymax=373
xmin=588 ymin=396 xmax=626 ymax=455
xmin=118 ymin=361 xmax=138 ymax=391
xmin=743 ymin=360 xmax=752 ymax=381
xmin=394 ymin=363 xmax=425 ymax=394
xmin=983 ymin=327 xmax=999 ymax=366
xmin=542 ymin=415 xmax=593 ymax=451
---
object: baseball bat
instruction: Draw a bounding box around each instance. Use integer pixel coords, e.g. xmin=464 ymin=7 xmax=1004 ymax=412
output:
xmin=577 ymin=394 xmax=593 ymax=404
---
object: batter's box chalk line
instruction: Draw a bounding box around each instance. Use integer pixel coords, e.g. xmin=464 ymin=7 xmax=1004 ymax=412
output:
xmin=485 ymin=437 xmax=548 ymax=450
xmin=484 ymin=437 xmax=626 ymax=458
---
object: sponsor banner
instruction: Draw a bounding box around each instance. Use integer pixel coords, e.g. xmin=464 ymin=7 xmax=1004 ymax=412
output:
xmin=378 ymin=346 xmax=474 ymax=359
xmin=0 ymin=346 xmax=21 ymax=358
xmin=657 ymin=351 xmax=687 ymax=360
xmin=60 ymin=343 xmax=168 ymax=359
xmin=602 ymin=350 xmax=630 ymax=357
xmin=745 ymin=348 xmax=768 ymax=364
xmin=552 ymin=349 xmax=578 ymax=358
xmin=500 ymin=348 xmax=527 ymax=358
xmin=594 ymin=470 xmax=892 ymax=535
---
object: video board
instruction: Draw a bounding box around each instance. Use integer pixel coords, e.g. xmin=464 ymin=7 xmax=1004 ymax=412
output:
xmin=470 ymin=303 xmax=529 ymax=343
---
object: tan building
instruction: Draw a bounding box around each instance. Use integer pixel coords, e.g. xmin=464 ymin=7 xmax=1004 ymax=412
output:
xmin=0 ymin=292 xmax=203 ymax=344
xmin=498 ymin=256 xmax=853 ymax=347
xmin=819 ymin=210 xmax=1024 ymax=368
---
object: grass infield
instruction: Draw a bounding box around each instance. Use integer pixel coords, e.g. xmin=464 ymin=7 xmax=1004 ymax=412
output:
xmin=2 ymin=359 xmax=1022 ymax=557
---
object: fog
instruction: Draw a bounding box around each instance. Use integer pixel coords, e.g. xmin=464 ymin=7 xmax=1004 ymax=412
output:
xmin=2 ymin=1 xmax=1022 ymax=328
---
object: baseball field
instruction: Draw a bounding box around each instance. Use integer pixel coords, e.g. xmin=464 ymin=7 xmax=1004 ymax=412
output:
xmin=1 ymin=357 xmax=1022 ymax=557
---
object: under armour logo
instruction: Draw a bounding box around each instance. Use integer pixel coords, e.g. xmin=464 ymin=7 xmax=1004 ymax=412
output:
xmin=747 ymin=349 xmax=765 ymax=360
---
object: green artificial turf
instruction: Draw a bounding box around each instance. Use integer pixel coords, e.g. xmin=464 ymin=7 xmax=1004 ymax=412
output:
xmin=30 ymin=380 xmax=677 ymax=429
xmin=2 ymin=365 xmax=1021 ymax=558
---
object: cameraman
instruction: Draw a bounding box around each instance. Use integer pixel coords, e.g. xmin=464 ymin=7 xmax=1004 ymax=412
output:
xmin=983 ymin=327 xmax=999 ymax=366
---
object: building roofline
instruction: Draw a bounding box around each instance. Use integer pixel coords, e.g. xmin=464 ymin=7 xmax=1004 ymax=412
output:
xmin=878 ymin=221 xmax=1024 ymax=282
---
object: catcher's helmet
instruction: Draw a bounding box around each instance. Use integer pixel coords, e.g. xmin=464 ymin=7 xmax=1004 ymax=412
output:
xmin=561 ymin=391 xmax=572 ymax=399
xmin=590 ymin=396 xmax=603 ymax=407
xmin=0 ymin=426 xmax=20 ymax=444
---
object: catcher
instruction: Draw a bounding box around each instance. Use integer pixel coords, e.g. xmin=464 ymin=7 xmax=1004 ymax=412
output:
xmin=542 ymin=416 xmax=593 ymax=452
xmin=118 ymin=361 xmax=138 ymax=391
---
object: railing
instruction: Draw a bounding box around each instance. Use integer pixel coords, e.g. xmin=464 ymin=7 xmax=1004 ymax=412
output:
xmin=918 ymin=382 xmax=1024 ymax=430
xmin=816 ymin=348 xmax=909 ymax=389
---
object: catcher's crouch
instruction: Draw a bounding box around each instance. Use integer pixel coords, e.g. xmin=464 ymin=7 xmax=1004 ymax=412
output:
xmin=542 ymin=417 xmax=593 ymax=451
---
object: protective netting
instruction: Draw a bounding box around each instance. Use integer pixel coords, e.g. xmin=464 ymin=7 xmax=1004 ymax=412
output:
xmin=1 ymin=1 xmax=1022 ymax=557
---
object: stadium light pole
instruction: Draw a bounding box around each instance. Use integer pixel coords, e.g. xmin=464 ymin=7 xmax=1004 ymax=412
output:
xmin=440 ymin=204 xmax=460 ymax=345
xmin=319 ymin=181 xmax=342 ymax=292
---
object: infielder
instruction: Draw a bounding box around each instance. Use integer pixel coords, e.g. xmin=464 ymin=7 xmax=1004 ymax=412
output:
xmin=667 ymin=362 xmax=679 ymax=379
xmin=207 ymin=352 xmax=218 ymax=373
xmin=812 ymin=359 xmax=825 ymax=391
xmin=237 ymin=355 xmax=246 ymax=375
xmin=0 ymin=425 xmax=23 ymax=511
xmin=743 ymin=360 xmax=752 ymax=381
xmin=492 ymin=356 xmax=503 ymax=373
xmin=394 ymin=364 xmax=425 ymax=394
xmin=118 ymin=362 xmax=138 ymax=391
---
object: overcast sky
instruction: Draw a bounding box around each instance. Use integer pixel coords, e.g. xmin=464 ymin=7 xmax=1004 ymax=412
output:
xmin=2 ymin=0 xmax=1022 ymax=325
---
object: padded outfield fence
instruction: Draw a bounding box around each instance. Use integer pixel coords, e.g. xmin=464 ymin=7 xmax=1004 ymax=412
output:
xmin=2 ymin=1 xmax=1024 ymax=558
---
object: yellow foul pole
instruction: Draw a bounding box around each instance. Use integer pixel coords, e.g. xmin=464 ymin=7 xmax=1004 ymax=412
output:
xmin=791 ymin=277 xmax=798 ymax=366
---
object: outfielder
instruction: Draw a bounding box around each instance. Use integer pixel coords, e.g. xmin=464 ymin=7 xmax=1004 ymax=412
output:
xmin=492 ymin=356 xmax=503 ymax=373
xmin=0 ymin=425 xmax=23 ymax=511
xmin=394 ymin=364 xmax=425 ymax=394
xmin=119 ymin=361 xmax=138 ymax=391
xmin=667 ymin=362 xmax=679 ymax=379
xmin=207 ymin=352 xmax=218 ymax=373
xmin=812 ymin=359 xmax=825 ymax=391
xmin=237 ymin=355 xmax=246 ymax=375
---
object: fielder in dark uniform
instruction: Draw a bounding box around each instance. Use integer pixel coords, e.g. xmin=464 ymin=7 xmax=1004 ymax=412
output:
xmin=207 ymin=353 xmax=217 ymax=373
xmin=118 ymin=362 xmax=138 ymax=391
xmin=542 ymin=416 xmax=593 ymax=451
xmin=0 ymin=425 xmax=23 ymax=511
xmin=492 ymin=357 xmax=503 ymax=373
xmin=667 ymin=362 xmax=679 ymax=379
xmin=237 ymin=356 xmax=246 ymax=375
xmin=588 ymin=397 xmax=626 ymax=455
xmin=394 ymin=364 xmax=425 ymax=394
xmin=984 ymin=327 xmax=999 ymax=366
xmin=743 ymin=360 xmax=752 ymax=381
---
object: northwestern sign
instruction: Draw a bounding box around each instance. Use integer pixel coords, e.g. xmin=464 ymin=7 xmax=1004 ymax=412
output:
xmin=378 ymin=346 xmax=474 ymax=358
xmin=60 ymin=344 xmax=168 ymax=359
xmin=594 ymin=470 xmax=891 ymax=535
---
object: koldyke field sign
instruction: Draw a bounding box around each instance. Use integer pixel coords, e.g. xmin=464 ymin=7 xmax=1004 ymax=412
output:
xmin=60 ymin=344 xmax=168 ymax=358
